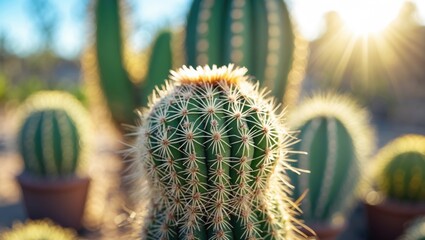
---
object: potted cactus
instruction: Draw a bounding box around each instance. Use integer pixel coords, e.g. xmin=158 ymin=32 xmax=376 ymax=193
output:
xmin=126 ymin=64 xmax=303 ymax=239
xmin=15 ymin=91 xmax=91 ymax=230
xmin=0 ymin=220 xmax=77 ymax=240
xmin=287 ymin=93 xmax=376 ymax=240
xmin=364 ymin=134 xmax=425 ymax=240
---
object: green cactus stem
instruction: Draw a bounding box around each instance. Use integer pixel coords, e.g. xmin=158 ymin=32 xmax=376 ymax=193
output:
xmin=90 ymin=0 xmax=182 ymax=128
xmin=185 ymin=0 xmax=307 ymax=106
xmin=17 ymin=91 xmax=90 ymax=177
xmin=287 ymin=93 xmax=375 ymax=225
xmin=127 ymin=64 xmax=302 ymax=239
xmin=373 ymin=134 xmax=425 ymax=202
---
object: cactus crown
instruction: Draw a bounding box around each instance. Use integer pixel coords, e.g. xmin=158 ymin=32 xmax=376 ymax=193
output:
xmin=17 ymin=91 xmax=90 ymax=177
xmin=373 ymin=134 xmax=425 ymax=202
xmin=128 ymin=64 xmax=302 ymax=239
xmin=288 ymin=93 xmax=375 ymax=224
xmin=0 ymin=220 xmax=77 ymax=240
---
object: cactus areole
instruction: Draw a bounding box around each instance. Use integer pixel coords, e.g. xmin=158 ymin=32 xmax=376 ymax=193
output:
xmin=129 ymin=65 xmax=300 ymax=239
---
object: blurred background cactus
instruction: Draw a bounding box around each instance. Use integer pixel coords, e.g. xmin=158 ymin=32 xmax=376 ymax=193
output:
xmin=85 ymin=0 xmax=183 ymax=129
xmin=287 ymin=93 xmax=375 ymax=234
xmin=0 ymin=219 xmax=77 ymax=240
xmin=128 ymin=65 xmax=300 ymax=239
xmin=185 ymin=0 xmax=308 ymax=108
xmin=372 ymin=134 xmax=425 ymax=202
xmin=16 ymin=91 xmax=89 ymax=178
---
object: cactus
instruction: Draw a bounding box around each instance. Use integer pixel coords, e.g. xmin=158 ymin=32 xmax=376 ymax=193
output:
xmin=399 ymin=217 xmax=425 ymax=240
xmin=17 ymin=91 xmax=89 ymax=177
xmin=185 ymin=0 xmax=307 ymax=107
xmin=373 ymin=135 xmax=425 ymax=202
xmin=90 ymin=0 xmax=182 ymax=127
xmin=127 ymin=64 xmax=302 ymax=239
xmin=0 ymin=220 xmax=77 ymax=240
xmin=287 ymin=93 xmax=375 ymax=225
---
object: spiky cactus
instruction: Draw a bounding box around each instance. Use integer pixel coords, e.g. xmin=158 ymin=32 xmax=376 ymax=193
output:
xmin=17 ymin=91 xmax=89 ymax=177
xmin=287 ymin=93 xmax=375 ymax=225
xmin=373 ymin=135 xmax=425 ymax=202
xmin=90 ymin=0 xmax=182 ymax=127
xmin=0 ymin=220 xmax=77 ymax=240
xmin=185 ymin=0 xmax=307 ymax=107
xmin=128 ymin=64 xmax=301 ymax=239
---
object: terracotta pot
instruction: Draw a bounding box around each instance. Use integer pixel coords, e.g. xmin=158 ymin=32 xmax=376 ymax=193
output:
xmin=365 ymin=200 xmax=425 ymax=240
xmin=17 ymin=173 xmax=90 ymax=230
xmin=300 ymin=223 xmax=345 ymax=240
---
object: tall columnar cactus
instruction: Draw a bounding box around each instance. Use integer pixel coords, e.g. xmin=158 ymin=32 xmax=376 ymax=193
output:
xmin=287 ymin=93 xmax=375 ymax=225
xmin=373 ymin=135 xmax=425 ymax=202
xmin=185 ymin=0 xmax=307 ymax=107
xmin=128 ymin=64 xmax=301 ymax=239
xmin=17 ymin=91 xmax=90 ymax=177
xmin=89 ymin=0 xmax=182 ymax=127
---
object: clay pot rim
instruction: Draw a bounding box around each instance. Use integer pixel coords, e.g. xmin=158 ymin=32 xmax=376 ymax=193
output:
xmin=17 ymin=172 xmax=90 ymax=192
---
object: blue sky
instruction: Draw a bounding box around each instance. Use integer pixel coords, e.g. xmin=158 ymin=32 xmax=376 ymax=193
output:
xmin=0 ymin=0 xmax=424 ymax=59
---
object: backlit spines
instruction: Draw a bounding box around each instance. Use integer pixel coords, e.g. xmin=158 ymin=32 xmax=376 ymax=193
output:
xmin=373 ymin=135 xmax=425 ymax=202
xmin=185 ymin=0 xmax=303 ymax=106
xmin=128 ymin=65 xmax=300 ymax=239
xmin=17 ymin=91 xmax=90 ymax=177
xmin=288 ymin=93 xmax=375 ymax=225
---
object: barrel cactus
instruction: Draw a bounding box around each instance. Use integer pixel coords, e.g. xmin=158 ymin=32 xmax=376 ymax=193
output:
xmin=185 ymin=0 xmax=308 ymax=107
xmin=127 ymin=64 xmax=302 ymax=239
xmin=287 ymin=93 xmax=375 ymax=226
xmin=17 ymin=91 xmax=90 ymax=177
xmin=373 ymin=134 xmax=425 ymax=202
xmin=86 ymin=0 xmax=183 ymax=128
xmin=0 ymin=220 xmax=77 ymax=240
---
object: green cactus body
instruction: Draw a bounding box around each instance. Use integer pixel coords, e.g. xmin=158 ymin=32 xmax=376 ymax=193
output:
xmin=128 ymin=65 xmax=300 ymax=239
xmin=185 ymin=0 xmax=298 ymax=105
xmin=374 ymin=135 xmax=425 ymax=202
xmin=92 ymin=0 xmax=181 ymax=127
xmin=95 ymin=0 xmax=136 ymax=125
xmin=17 ymin=91 xmax=89 ymax=178
xmin=287 ymin=93 xmax=375 ymax=225
xmin=141 ymin=30 xmax=174 ymax=107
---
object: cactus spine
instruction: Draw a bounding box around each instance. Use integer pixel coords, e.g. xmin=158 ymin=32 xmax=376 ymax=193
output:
xmin=373 ymin=135 xmax=425 ymax=202
xmin=287 ymin=93 xmax=375 ymax=225
xmin=128 ymin=65 xmax=301 ymax=239
xmin=91 ymin=0 xmax=182 ymax=127
xmin=17 ymin=91 xmax=89 ymax=177
xmin=185 ymin=0 xmax=307 ymax=107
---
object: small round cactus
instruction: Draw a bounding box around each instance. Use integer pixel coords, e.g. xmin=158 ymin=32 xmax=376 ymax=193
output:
xmin=373 ymin=134 xmax=425 ymax=202
xmin=17 ymin=91 xmax=90 ymax=177
xmin=128 ymin=64 xmax=301 ymax=239
xmin=287 ymin=93 xmax=375 ymax=225
xmin=0 ymin=220 xmax=77 ymax=240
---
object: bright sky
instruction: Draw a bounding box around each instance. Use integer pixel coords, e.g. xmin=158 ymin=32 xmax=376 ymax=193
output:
xmin=0 ymin=0 xmax=425 ymax=59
